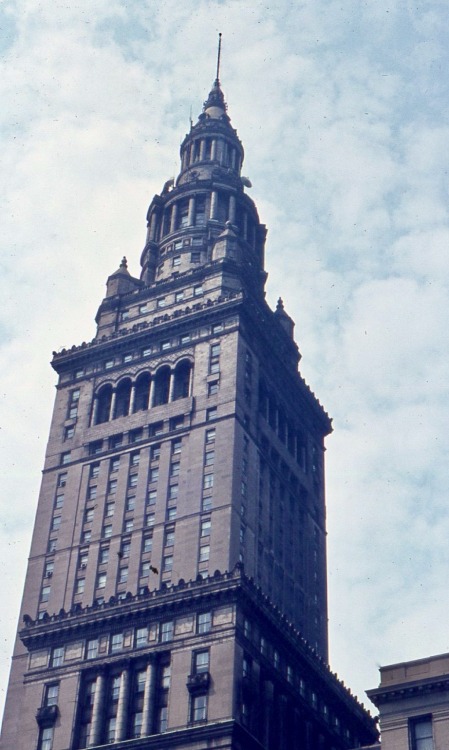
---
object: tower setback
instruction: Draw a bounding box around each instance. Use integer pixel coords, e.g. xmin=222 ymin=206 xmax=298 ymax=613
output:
xmin=0 ymin=70 xmax=378 ymax=750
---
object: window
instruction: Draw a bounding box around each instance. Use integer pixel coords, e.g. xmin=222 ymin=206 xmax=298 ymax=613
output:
xmin=86 ymin=638 xmax=98 ymax=659
xmin=149 ymin=421 xmax=164 ymax=437
xmin=103 ymin=525 xmax=112 ymax=538
xmin=199 ymin=545 xmax=210 ymax=562
xmin=87 ymin=485 xmax=97 ymax=500
xmin=175 ymin=291 xmax=184 ymax=302
xmin=41 ymin=585 xmax=51 ymax=602
xmin=44 ymin=683 xmax=59 ymax=707
xmin=157 ymin=297 xmax=166 ymax=309
xmin=210 ymin=343 xmax=220 ymax=357
xmin=191 ymin=694 xmax=207 ymax=722
xmin=243 ymin=655 xmax=252 ymax=678
xmin=110 ymin=633 xmax=124 ymax=653
xmin=411 ymin=717 xmax=434 ymax=750
xmin=147 ymin=489 xmax=157 ymax=506
xmin=170 ymin=462 xmax=180 ymax=477
xmin=143 ymin=535 xmax=153 ymax=553
xmin=168 ymin=484 xmax=178 ymax=502
xmin=150 ymin=468 xmax=159 ymax=482
xmin=161 ymin=339 xmax=170 ymax=351
xmin=173 ymin=255 xmax=181 ymax=267
xmin=123 ymin=353 xmax=133 ymax=363
xmin=165 ymin=529 xmax=175 ymax=547
xmin=139 ymin=304 xmax=148 ymax=314
xmin=89 ymin=440 xmax=102 ymax=456
xmin=51 ymin=647 xmax=64 ymax=668
xmin=194 ymin=650 xmax=209 ymax=673
xmin=109 ymin=434 xmax=123 ymax=450
xmin=51 ymin=515 xmax=61 ymax=532
xmin=191 ymin=251 xmax=201 ymax=263
xmin=44 ymin=560 xmax=54 ymax=578
xmin=75 ymin=368 xmax=85 ymax=379
xmin=167 ymin=507 xmax=177 ymax=521
xmin=97 ymin=572 xmax=107 ymax=589
xmin=108 ymin=480 xmax=117 ymax=495
xmin=99 ymin=546 xmax=109 ymax=564
xmin=140 ymin=561 xmax=151 ymax=578
xmin=110 ymin=457 xmax=120 ymax=473
xmin=38 ymin=727 xmax=54 ymax=750
xmin=57 ymin=473 xmax=67 ymax=488
xmin=181 ymin=333 xmax=191 ymax=344
xmin=124 ymin=519 xmax=134 ymax=533
xmin=150 ymin=444 xmax=161 ymax=461
xmin=64 ymin=425 xmax=75 ymax=440
xmin=105 ymin=502 xmax=115 ymax=517
xmin=170 ymin=415 xmax=184 ymax=431
xmin=136 ymin=627 xmax=148 ymax=648
xmin=200 ymin=519 xmax=211 ymax=538
xmin=160 ymin=621 xmax=174 ymax=642
xmin=130 ymin=451 xmax=140 ymax=467
xmin=163 ymin=555 xmax=173 ymax=572
xmin=84 ymin=508 xmax=94 ymax=523
xmin=194 ymin=284 xmax=203 ymax=297
xmin=203 ymin=473 xmax=214 ymax=490
xmin=208 ymin=381 xmax=219 ymax=396
xmin=120 ymin=310 xmax=129 ymax=321
xmin=204 ymin=450 xmax=215 ymax=466
xmin=172 ymin=439 xmax=182 ymax=455
xmin=206 ymin=407 xmax=217 ymax=421
xmin=128 ymin=473 xmax=138 ymax=488
xmin=61 ymin=451 xmax=71 ymax=465
xmin=205 ymin=428 xmax=215 ymax=444
xmin=104 ymin=359 xmax=114 ymax=370
xmin=48 ymin=539 xmax=57 ymax=554
xmin=118 ymin=567 xmax=128 ymax=584
xmin=212 ymin=323 xmax=223 ymax=334
xmin=197 ymin=612 xmax=211 ymax=634
xmin=202 ymin=496 xmax=212 ymax=512
xmin=146 ymin=511 xmax=155 ymax=527
xmin=142 ymin=346 xmax=152 ymax=357
xmin=130 ymin=427 xmax=144 ymax=444
xmin=75 ymin=578 xmax=85 ymax=594
xmin=82 ymin=530 xmax=91 ymax=543
xmin=126 ymin=496 xmax=135 ymax=512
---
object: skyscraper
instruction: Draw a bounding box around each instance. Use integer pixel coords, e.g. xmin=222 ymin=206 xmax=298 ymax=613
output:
xmin=0 ymin=57 xmax=378 ymax=750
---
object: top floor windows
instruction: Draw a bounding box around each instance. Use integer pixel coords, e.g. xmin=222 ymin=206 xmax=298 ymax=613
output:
xmin=410 ymin=717 xmax=434 ymax=750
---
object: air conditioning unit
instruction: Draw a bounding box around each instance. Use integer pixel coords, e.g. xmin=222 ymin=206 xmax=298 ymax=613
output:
xmin=45 ymin=571 xmax=53 ymax=578
xmin=80 ymin=563 xmax=87 ymax=570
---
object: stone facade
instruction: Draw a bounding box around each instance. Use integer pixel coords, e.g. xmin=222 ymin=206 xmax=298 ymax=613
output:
xmin=0 ymin=72 xmax=378 ymax=750
xmin=367 ymin=653 xmax=449 ymax=750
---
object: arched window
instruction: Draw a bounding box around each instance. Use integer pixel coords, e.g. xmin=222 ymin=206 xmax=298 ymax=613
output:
xmin=153 ymin=366 xmax=170 ymax=407
xmin=173 ymin=360 xmax=192 ymax=401
xmin=114 ymin=379 xmax=132 ymax=419
xmin=134 ymin=373 xmax=151 ymax=412
xmin=96 ymin=384 xmax=113 ymax=425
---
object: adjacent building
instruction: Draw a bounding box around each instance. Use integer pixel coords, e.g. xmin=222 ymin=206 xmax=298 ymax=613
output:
xmin=367 ymin=652 xmax=449 ymax=750
xmin=0 ymin=68 xmax=378 ymax=750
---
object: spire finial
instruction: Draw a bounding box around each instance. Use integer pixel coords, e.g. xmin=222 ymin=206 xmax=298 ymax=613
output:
xmin=215 ymin=32 xmax=222 ymax=84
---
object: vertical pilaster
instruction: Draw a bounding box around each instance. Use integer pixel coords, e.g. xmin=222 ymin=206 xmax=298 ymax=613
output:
xmin=90 ymin=670 xmax=106 ymax=745
xmin=210 ymin=191 xmax=218 ymax=220
xmin=116 ymin=665 xmax=130 ymax=742
xmin=141 ymin=658 xmax=156 ymax=736
xmin=188 ymin=196 xmax=195 ymax=226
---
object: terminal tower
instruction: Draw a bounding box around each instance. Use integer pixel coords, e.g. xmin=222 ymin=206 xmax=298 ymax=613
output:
xmin=0 ymin=47 xmax=378 ymax=750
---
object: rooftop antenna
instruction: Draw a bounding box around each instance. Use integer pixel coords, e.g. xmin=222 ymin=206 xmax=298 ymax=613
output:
xmin=215 ymin=32 xmax=222 ymax=83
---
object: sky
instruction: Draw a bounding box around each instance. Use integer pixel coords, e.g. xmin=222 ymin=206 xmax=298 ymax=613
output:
xmin=1 ymin=0 xmax=449 ymax=725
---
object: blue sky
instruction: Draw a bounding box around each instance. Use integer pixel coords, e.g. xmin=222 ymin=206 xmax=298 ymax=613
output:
xmin=1 ymin=0 xmax=449 ymax=722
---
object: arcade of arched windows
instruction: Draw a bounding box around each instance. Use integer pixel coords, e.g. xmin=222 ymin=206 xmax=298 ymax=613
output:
xmin=180 ymin=135 xmax=242 ymax=173
xmin=258 ymin=380 xmax=308 ymax=474
xmin=92 ymin=360 xmax=193 ymax=426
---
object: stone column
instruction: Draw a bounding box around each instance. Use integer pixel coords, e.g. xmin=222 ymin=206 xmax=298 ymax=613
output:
xmin=168 ymin=370 xmax=175 ymax=402
xmin=129 ymin=385 xmax=136 ymax=414
xmin=90 ymin=671 xmax=106 ymax=745
xmin=91 ymin=396 xmax=99 ymax=426
xmin=187 ymin=196 xmax=195 ymax=226
xmin=228 ymin=195 xmax=236 ymax=224
xmin=149 ymin=378 xmax=155 ymax=408
xmin=141 ymin=658 xmax=156 ymax=736
xmin=243 ymin=211 xmax=248 ymax=240
xmin=199 ymin=139 xmax=206 ymax=160
xmin=149 ymin=211 xmax=157 ymax=241
xmin=211 ymin=139 xmax=217 ymax=160
xmin=109 ymin=390 xmax=117 ymax=421
xmin=210 ymin=191 xmax=218 ymax=220
xmin=170 ymin=203 xmax=178 ymax=234
xmin=116 ymin=665 xmax=130 ymax=742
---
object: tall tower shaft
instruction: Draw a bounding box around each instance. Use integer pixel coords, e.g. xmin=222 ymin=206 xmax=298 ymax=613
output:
xmin=0 ymin=69 xmax=378 ymax=750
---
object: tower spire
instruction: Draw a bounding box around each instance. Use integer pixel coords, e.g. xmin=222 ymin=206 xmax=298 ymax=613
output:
xmin=215 ymin=32 xmax=222 ymax=84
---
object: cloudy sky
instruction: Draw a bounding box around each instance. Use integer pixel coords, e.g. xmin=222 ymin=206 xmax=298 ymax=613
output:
xmin=1 ymin=0 xmax=449 ymax=723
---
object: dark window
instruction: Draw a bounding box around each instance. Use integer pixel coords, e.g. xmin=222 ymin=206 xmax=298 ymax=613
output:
xmin=191 ymin=694 xmax=207 ymax=722
xmin=197 ymin=612 xmax=211 ymax=634
xmin=411 ymin=717 xmax=434 ymax=750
